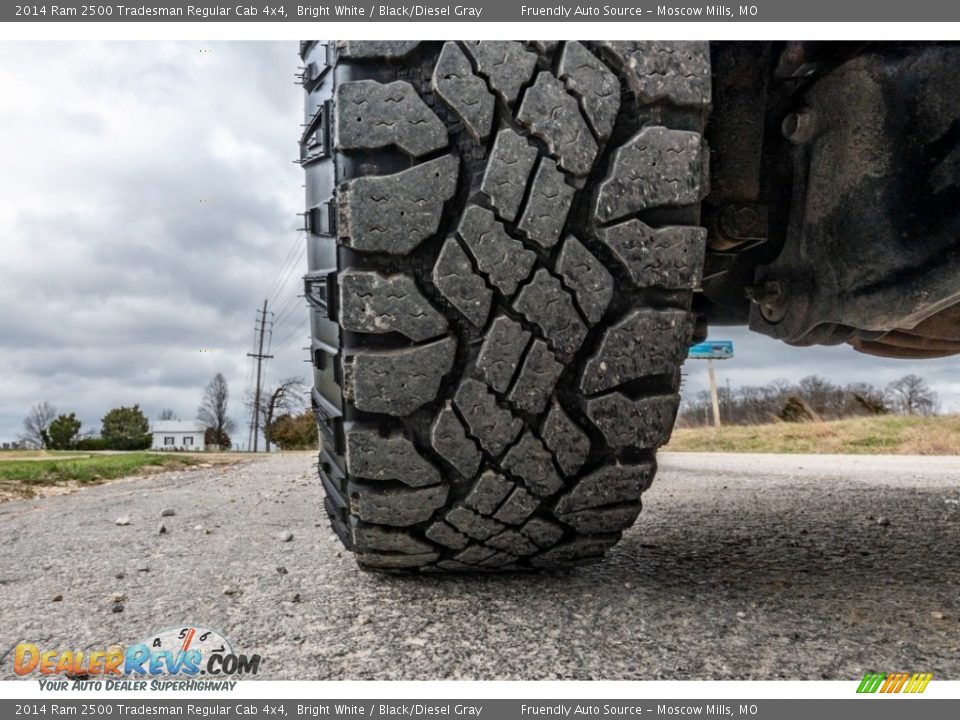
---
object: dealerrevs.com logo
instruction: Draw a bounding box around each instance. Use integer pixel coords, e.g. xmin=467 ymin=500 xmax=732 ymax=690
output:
xmin=14 ymin=626 xmax=261 ymax=691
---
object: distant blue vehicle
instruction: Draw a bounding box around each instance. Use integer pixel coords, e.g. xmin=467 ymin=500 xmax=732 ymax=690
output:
xmin=688 ymin=340 xmax=735 ymax=360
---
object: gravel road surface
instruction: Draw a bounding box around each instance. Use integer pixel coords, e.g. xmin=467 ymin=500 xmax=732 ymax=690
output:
xmin=1 ymin=452 xmax=958 ymax=680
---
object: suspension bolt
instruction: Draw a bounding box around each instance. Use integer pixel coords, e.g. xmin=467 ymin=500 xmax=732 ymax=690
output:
xmin=782 ymin=108 xmax=818 ymax=144
xmin=746 ymin=280 xmax=789 ymax=323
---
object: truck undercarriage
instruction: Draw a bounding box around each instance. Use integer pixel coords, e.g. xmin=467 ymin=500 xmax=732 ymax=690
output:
xmin=701 ymin=41 xmax=960 ymax=358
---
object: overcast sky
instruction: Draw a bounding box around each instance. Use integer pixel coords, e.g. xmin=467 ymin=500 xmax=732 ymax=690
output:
xmin=0 ymin=42 xmax=306 ymax=446
xmin=0 ymin=42 xmax=957 ymax=445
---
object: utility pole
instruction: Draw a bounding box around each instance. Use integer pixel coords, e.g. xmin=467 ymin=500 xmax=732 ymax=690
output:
xmin=247 ymin=300 xmax=273 ymax=452
xmin=708 ymin=358 xmax=722 ymax=428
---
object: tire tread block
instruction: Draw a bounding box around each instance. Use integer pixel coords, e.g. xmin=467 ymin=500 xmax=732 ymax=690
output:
xmin=479 ymin=550 xmax=519 ymax=568
xmin=517 ymin=72 xmax=598 ymax=177
xmin=464 ymin=470 xmax=514 ymax=515
xmin=350 ymin=481 xmax=449 ymax=527
xmin=358 ymin=551 xmax=441 ymax=569
xmin=458 ymin=206 xmax=536 ymax=295
xmin=445 ymin=505 xmax=506 ymax=541
xmin=486 ymin=529 xmax=539 ymax=555
xmin=430 ymin=402 xmax=482 ymax=479
xmin=501 ymin=431 xmax=563 ymax=498
xmin=336 ymin=80 xmax=447 ymax=157
xmin=432 ymin=237 xmax=493 ymax=327
xmin=454 ymin=378 xmax=523 ymax=456
xmin=554 ymin=463 xmax=653 ymax=514
xmin=463 ymin=41 xmax=538 ymax=104
xmin=343 ymin=337 xmax=456 ymax=416
xmin=557 ymin=505 xmax=641 ymax=534
xmin=337 ymin=41 xmax=421 ymax=60
xmin=432 ymin=42 xmax=495 ymax=141
xmin=558 ymin=41 xmax=621 ymax=142
xmin=454 ymin=543 xmax=498 ymax=565
xmin=595 ymin=219 xmax=707 ymax=290
xmin=595 ymin=127 xmax=706 ymax=223
xmin=580 ymin=309 xmax=693 ymax=394
xmin=425 ymin=520 xmax=470 ymax=550
xmin=345 ymin=429 xmax=441 ymax=487
xmin=480 ymin=128 xmax=538 ymax=221
xmin=492 ymin=485 xmax=540 ymax=524
xmin=353 ymin=523 xmax=436 ymax=554
xmin=540 ymin=402 xmax=590 ymax=477
xmin=339 ymin=270 xmax=447 ymax=342
xmin=506 ymin=339 xmax=563 ymax=415
xmin=513 ymin=268 xmax=587 ymax=356
xmin=520 ymin=517 xmax=564 ymax=548
xmin=585 ymin=392 xmax=680 ymax=450
xmin=517 ymin=159 xmax=575 ymax=250
xmin=339 ymin=155 xmax=459 ymax=254
xmin=598 ymin=41 xmax=711 ymax=106
xmin=476 ymin=315 xmax=532 ymax=394
xmin=555 ymin=235 xmax=614 ymax=325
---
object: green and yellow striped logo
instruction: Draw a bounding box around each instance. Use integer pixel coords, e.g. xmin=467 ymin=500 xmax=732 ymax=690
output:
xmin=857 ymin=672 xmax=933 ymax=694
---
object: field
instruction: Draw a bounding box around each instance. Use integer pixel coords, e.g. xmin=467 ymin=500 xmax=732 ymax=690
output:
xmin=666 ymin=415 xmax=960 ymax=455
xmin=0 ymin=451 xmax=238 ymax=500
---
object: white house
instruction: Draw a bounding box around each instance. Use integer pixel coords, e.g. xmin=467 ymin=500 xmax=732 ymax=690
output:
xmin=151 ymin=421 xmax=206 ymax=451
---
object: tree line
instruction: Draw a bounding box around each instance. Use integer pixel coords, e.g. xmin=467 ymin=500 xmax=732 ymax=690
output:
xmin=17 ymin=373 xmax=319 ymax=452
xmin=678 ymin=373 xmax=941 ymax=427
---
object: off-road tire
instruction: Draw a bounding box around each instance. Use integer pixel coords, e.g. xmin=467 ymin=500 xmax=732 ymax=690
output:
xmin=300 ymin=40 xmax=710 ymax=572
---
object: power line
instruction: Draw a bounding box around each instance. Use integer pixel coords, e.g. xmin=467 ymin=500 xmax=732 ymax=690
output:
xmin=272 ymin=293 xmax=305 ymax=334
xmin=263 ymin=232 xmax=306 ymax=305
xmin=271 ymin=290 xmax=302 ymax=332
xmin=271 ymin=269 xmax=304 ymax=316
xmin=272 ymin=316 xmax=310 ymax=355
xmin=267 ymin=244 xmax=306 ymax=309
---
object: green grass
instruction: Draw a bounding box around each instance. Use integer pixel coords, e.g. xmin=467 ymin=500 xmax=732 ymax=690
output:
xmin=0 ymin=452 xmax=201 ymax=495
xmin=666 ymin=415 xmax=960 ymax=455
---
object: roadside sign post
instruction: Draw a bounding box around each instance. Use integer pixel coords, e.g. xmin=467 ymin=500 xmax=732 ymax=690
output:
xmin=687 ymin=341 xmax=735 ymax=428
xmin=708 ymin=359 xmax=722 ymax=428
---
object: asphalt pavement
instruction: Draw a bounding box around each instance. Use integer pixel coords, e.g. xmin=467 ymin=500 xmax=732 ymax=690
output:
xmin=1 ymin=451 xmax=958 ymax=680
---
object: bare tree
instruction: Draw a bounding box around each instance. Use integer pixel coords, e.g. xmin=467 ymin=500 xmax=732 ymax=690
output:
xmin=20 ymin=401 xmax=57 ymax=449
xmin=886 ymin=374 xmax=938 ymax=416
xmin=256 ymin=377 xmax=306 ymax=452
xmin=198 ymin=373 xmax=237 ymax=447
xmin=158 ymin=408 xmax=178 ymax=421
xmin=798 ymin=375 xmax=846 ymax=417
xmin=844 ymin=382 xmax=889 ymax=415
